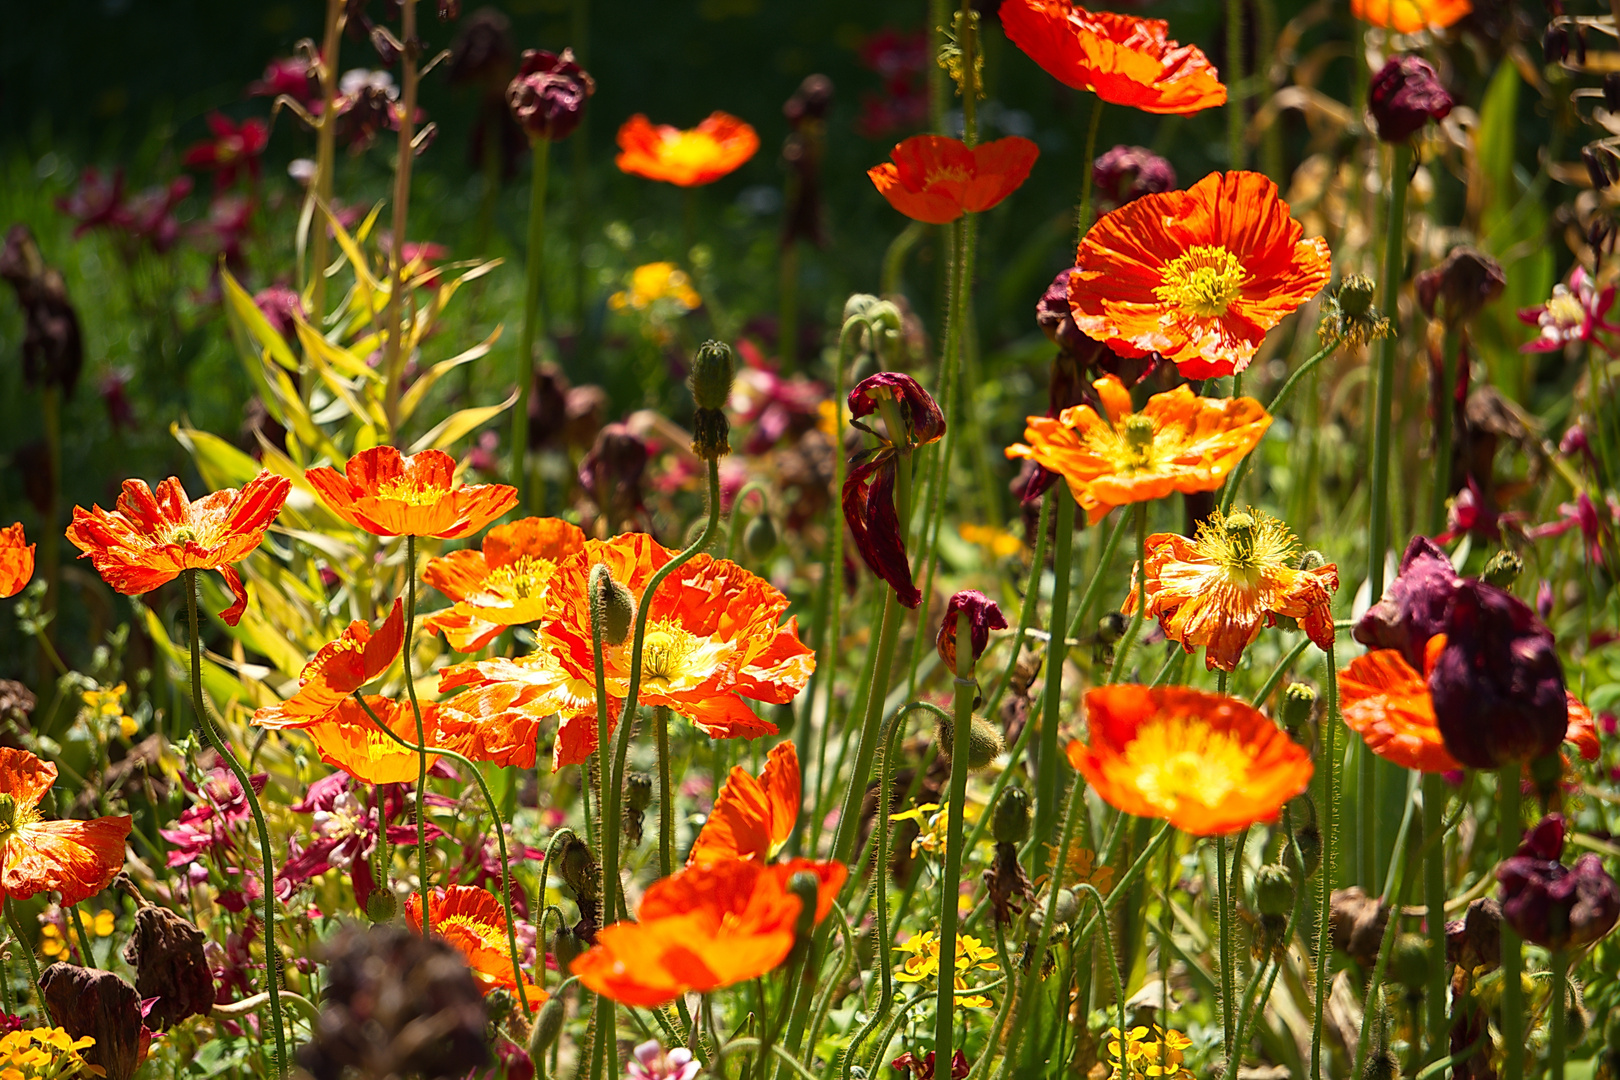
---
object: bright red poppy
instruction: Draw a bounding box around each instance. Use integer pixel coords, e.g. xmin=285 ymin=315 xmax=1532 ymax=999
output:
xmin=867 ymin=135 xmax=1040 ymax=224
xmin=250 ymin=600 xmax=405 ymax=728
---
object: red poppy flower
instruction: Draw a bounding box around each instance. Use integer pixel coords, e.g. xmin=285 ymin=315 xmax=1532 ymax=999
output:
xmin=687 ymin=741 xmax=800 ymax=866
xmin=615 ymin=112 xmax=759 ymax=187
xmin=0 ymin=748 xmax=131 ymax=905
xmin=406 ymin=886 xmax=548 ymax=1010
xmin=1068 ymin=170 xmax=1333 ymax=379
xmin=304 ymin=446 xmax=517 ymax=539
xmin=1001 ymin=0 xmax=1228 ymax=115
xmin=65 ymin=472 xmax=290 ymax=625
xmin=183 ymin=113 xmax=270 ymax=188
xmin=250 ymin=600 xmax=405 ymax=728
xmin=867 ymin=135 xmax=1040 ymax=224
xmin=0 ymin=523 xmax=35 ymax=599
xmin=423 ymin=516 xmax=586 ymax=652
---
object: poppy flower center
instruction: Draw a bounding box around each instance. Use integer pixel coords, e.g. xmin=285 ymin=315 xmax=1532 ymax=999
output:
xmin=1194 ymin=508 xmax=1297 ymax=585
xmin=1121 ymin=716 xmax=1252 ymax=812
xmin=1153 ymin=245 xmax=1248 ymax=318
xmin=439 ymin=913 xmax=506 ymax=952
xmin=641 ymin=620 xmax=705 ymax=684
xmin=375 ymin=478 xmax=450 ymax=506
xmin=164 ymin=524 xmax=203 ymax=546
xmin=479 ymin=556 xmax=557 ymax=604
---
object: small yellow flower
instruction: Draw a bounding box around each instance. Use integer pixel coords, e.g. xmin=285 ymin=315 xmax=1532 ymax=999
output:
xmin=608 ymin=262 xmax=701 ymax=313
xmin=38 ymin=924 xmax=66 ymax=960
xmin=82 ymin=683 xmax=137 ymax=739
xmin=893 ymin=930 xmax=1000 ymax=1008
xmin=92 ymin=910 xmax=115 ymax=937
xmin=0 ymin=1026 xmax=101 ymax=1079
xmin=958 ymin=522 xmax=1024 ymax=559
xmin=1105 ymin=1024 xmax=1195 ymax=1080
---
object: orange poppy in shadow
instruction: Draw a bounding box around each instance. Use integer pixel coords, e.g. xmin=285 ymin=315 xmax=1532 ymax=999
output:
xmin=0 ymin=524 xmax=35 ymax=599
xmin=687 ymin=741 xmax=800 ymax=866
xmin=615 ymin=112 xmax=759 ymax=186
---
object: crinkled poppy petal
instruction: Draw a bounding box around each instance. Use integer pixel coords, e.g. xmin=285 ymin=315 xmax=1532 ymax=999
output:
xmin=868 ymin=162 xmax=963 ymax=224
xmin=729 ymin=618 xmax=816 ymax=706
xmin=216 ymin=564 xmax=249 ymax=626
xmin=0 ymin=747 xmax=59 ymax=808
xmin=842 ymin=451 xmax=920 ymax=608
xmin=0 ymin=523 xmax=35 ymax=599
xmin=4 ymin=815 xmax=133 ymax=905
xmin=363 ymin=599 xmax=407 ymax=681
xmin=554 ymin=705 xmax=615 ymax=769
xmin=687 ymin=741 xmax=801 ymax=865
xmin=422 ymin=549 xmax=491 ymax=604
xmin=1338 ymin=650 xmax=1460 ymax=773
xmin=678 ymin=693 xmax=780 ymax=742
xmin=848 ymin=371 xmax=945 ymax=446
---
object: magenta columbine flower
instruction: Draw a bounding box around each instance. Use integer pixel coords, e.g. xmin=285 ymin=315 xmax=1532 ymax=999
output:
xmin=627 ymin=1040 xmax=700 ymax=1080
xmin=1518 ymin=266 xmax=1620 ymax=354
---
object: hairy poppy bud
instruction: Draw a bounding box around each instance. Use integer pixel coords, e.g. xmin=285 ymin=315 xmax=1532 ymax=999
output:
xmin=937 ymin=590 xmax=1008 ymax=673
xmin=1415 ymin=247 xmax=1506 ymax=323
xmin=1253 ymin=864 xmax=1294 ymax=918
xmin=1498 ymin=813 xmax=1620 ymax=950
xmin=744 ymin=514 xmax=778 ymax=560
xmin=1092 ymin=145 xmax=1176 ymax=207
xmin=1390 ymin=933 xmax=1431 ymax=993
xmin=1280 ymin=683 xmax=1316 ymax=743
xmin=689 ymin=340 xmax=734 ymax=461
xmin=1286 ymin=821 xmax=1323 ymax=880
xmin=528 ymin=995 xmax=566 ymax=1063
xmin=625 ymin=772 xmax=652 ymax=813
xmin=1337 ymin=275 xmax=1376 ymax=318
xmin=122 ymin=904 xmax=214 ymax=1030
xmin=1097 ymin=611 xmax=1127 ymax=644
xmin=938 ymin=716 xmax=1005 ymax=770
xmin=993 ymin=788 xmax=1031 ymax=844
xmin=1368 ymin=55 xmax=1454 ymax=143
xmin=366 ymin=889 xmax=399 ymax=923
xmin=1364 ymin=1048 xmax=1399 ymax=1080
xmin=506 ymin=48 xmax=594 ymax=142
xmin=589 ymin=563 xmax=634 ymax=645
xmin=843 ymin=293 xmax=902 ymax=334
xmin=788 ymin=870 xmax=821 ymax=938
xmin=1482 ymin=549 xmax=1523 ymax=588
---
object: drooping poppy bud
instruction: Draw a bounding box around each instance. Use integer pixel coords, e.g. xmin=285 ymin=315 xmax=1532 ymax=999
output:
xmin=1279 ymin=683 xmax=1316 ymax=745
xmin=936 ymin=590 xmax=1009 ymax=673
xmin=505 ymin=48 xmax=594 ymax=143
xmin=743 ymin=513 xmax=778 ymax=560
xmin=992 ymin=787 xmax=1031 ymax=844
xmin=847 ymin=371 xmax=945 ymax=447
xmin=1497 ymin=813 xmax=1620 ymax=950
xmin=578 ymin=423 xmax=649 ymax=531
xmin=1092 ymin=144 xmax=1176 ymax=207
xmin=1253 ymin=863 xmax=1294 ymax=918
xmin=1429 ymin=579 xmax=1567 ymax=769
xmin=1415 ymin=247 xmax=1506 ymax=323
xmin=1367 ymin=55 xmax=1454 ymax=143
xmin=1353 ymin=535 xmax=1461 ymax=670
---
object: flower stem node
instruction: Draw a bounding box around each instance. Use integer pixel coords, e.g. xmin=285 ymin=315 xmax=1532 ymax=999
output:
xmin=588 ymin=563 xmax=634 ymax=645
xmin=992 ymin=787 xmax=1032 ymax=845
xmin=1482 ymin=550 xmax=1524 ymax=588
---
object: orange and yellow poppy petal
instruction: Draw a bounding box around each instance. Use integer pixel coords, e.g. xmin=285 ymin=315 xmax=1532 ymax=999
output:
xmin=868 ymin=163 xmax=964 ymax=224
xmin=1338 ymin=650 xmax=1460 ymax=773
xmin=483 ymin=515 xmax=587 ymax=566
xmin=217 ymin=564 xmax=250 ymax=626
xmin=554 ymin=708 xmax=609 ymax=770
xmin=302 ymin=696 xmax=444 ymax=785
xmin=423 ymin=608 xmax=507 ymax=654
xmin=251 ymin=599 xmax=406 ymax=728
xmin=305 ymin=447 xmax=517 ymax=539
xmin=1566 ymin=694 xmax=1600 ymax=761
xmin=432 ymin=683 xmax=548 ymax=769
xmin=870 ymin=135 xmax=1040 ymax=223
xmin=3 ymin=815 xmax=133 ymax=906
xmin=963 ymin=138 xmax=1042 ymax=213
xmin=615 ymin=112 xmax=760 ymax=187
xmin=729 ymin=619 xmax=816 ymax=706
xmin=687 ymin=741 xmax=801 ymax=866
xmin=1351 ymin=0 xmax=1470 ymax=32
xmin=1066 ymin=685 xmax=1313 ymax=835
xmin=406 ymin=886 xmax=548 ymax=1010
xmin=670 ymin=693 xmax=780 ymax=742
xmin=0 ymin=747 xmax=59 ymax=809
xmin=422 ymin=549 xmax=491 ymax=604
xmin=0 ymin=523 xmax=36 ymax=599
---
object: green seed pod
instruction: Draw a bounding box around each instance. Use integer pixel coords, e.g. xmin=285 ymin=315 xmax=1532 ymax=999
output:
xmin=788 ymin=870 xmax=821 ymax=937
xmin=625 ymin=772 xmax=653 ymax=812
xmin=1280 ymin=683 xmax=1316 ymax=743
xmin=1097 ymin=612 xmax=1127 ymax=645
xmin=589 ymin=563 xmax=634 ymax=645
xmin=993 ymin=787 xmax=1032 ymax=845
xmin=1482 ymin=549 xmax=1523 ymax=588
xmin=364 ymin=889 xmax=398 ymax=924
xmin=1253 ymin=864 xmax=1294 ymax=918
xmin=744 ymin=514 xmax=778 ymax=560
xmin=529 ymin=995 xmax=566 ymax=1060
xmin=1390 ymin=933 xmax=1431 ymax=993
xmin=1285 ymin=822 xmax=1323 ymax=880
xmin=1338 ymin=275 xmax=1377 ymax=317
xmin=689 ymin=340 xmax=735 ymax=411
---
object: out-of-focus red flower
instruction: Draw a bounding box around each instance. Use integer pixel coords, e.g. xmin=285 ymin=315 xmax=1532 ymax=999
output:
xmin=124 ymin=178 xmax=194 ymax=254
xmin=731 ymin=339 xmax=826 ymax=454
xmin=1519 ymin=267 xmax=1620 ymax=355
xmin=247 ymin=56 xmax=320 ymax=105
xmin=855 ymin=29 xmax=930 ymax=139
xmin=57 ymin=168 xmax=128 ymax=236
xmin=252 ymin=286 xmax=305 ymax=341
xmin=97 ymin=370 xmax=136 ymax=433
xmin=184 ymin=114 xmax=270 ymax=189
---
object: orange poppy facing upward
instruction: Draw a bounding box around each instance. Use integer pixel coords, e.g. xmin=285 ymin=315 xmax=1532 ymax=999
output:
xmin=1067 ymin=685 xmax=1313 ymax=835
xmin=1006 ymin=374 xmax=1271 ymax=523
xmin=687 ymin=741 xmax=800 ymax=866
xmin=1000 ymin=0 xmax=1227 ymax=115
xmin=304 ymin=446 xmax=517 ymax=539
xmin=868 ymin=135 xmax=1041 ymax=224
xmin=251 ymin=600 xmax=405 ymax=729
xmin=1125 ymin=507 xmax=1339 ymax=672
xmin=0 ymin=747 xmax=131 ymax=905
xmin=0 ymin=523 xmax=35 ymax=599
xmin=615 ymin=112 xmax=759 ymax=187
xmin=423 ymin=516 xmax=586 ymax=652
xmin=66 ymin=472 xmax=290 ymax=625
xmin=300 ymin=695 xmax=446 ymax=785
xmin=1069 ymin=171 xmax=1333 ymax=379
xmin=406 ymin=886 xmax=548 ymax=1010
xmin=570 ymin=857 xmax=847 ymax=1006
xmin=1351 ymin=0 xmax=1471 ymax=33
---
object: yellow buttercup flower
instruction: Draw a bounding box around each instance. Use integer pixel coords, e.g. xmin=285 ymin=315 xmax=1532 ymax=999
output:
xmin=1106 ymin=1024 xmax=1195 ymax=1080
xmin=608 ymin=262 xmax=701 ymax=313
xmin=38 ymin=923 xmax=67 ymax=959
xmin=893 ymin=930 xmax=1001 ymax=1008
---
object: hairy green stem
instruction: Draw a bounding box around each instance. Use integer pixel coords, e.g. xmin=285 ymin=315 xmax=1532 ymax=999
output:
xmin=1108 ymin=502 xmax=1149 ymax=683
xmin=656 ymin=705 xmax=674 ymax=877
xmin=1429 ymin=326 xmax=1459 ymax=533
xmin=403 ymin=536 xmax=431 ymax=936
xmin=1311 ymin=638 xmax=1340 ymax=1080
xmin=1218 ymin=833 xmax=1236 ymax=1069
xmin=1550 ymin=948 xmax=1569 ymax=1080
xmin=1219 ymin=336 xmax=1343 ymax=514
xmin=1499 ymin=766 xmax=1524 ymax=1080
xmin=934 ymin=611 xmax=975 ymax=1066
xmin=1422 ymin=771 xmax=1447 ymax=1063
xmin=1031 ymin=490 xmax=1076 ymax=883
xmin=1366 ymin=143 xmax=1411 ymax=601
xmin=984 ymin=488 xmax=1051 ymax=719
xmin=1076 ymin=97 xmax=1104 ymax=244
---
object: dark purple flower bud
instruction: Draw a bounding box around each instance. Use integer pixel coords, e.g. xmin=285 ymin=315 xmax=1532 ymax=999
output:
xmin=41 ymin=964 xmax=146 ymax=1080
xmin=1037 ymin=268 xmax=1088 ymax=356
xmin=1498 ymin=813 xmax=1620 ymax=950
xmin=253 ymin=285 xmax=306 ymax=341
xmin=1429 ymin=579 xmax=1567 ymax=769
xmin=783 ymin=73 xmax=834 ymax=127
xmin=447 ymin=8 xmax=514 ymax=89
xmin=1415 ymin=247 xmax=1506 ymax=323
xmin=847 ymin=371 xmax=945 ymax=448
xmin=505 ymin=48 xmax=595 ymax=143
xmin=1354 ymin=536 xmax=1461 ymax=669
xmin=1092 ymin=145 xmax=1176 ymax=207
xmin=1537 ymin=578 xmax=1555 ymax=621
xmin=579 ymin=422 xmax=648 ymax=529
xmin=937 ymin=590 xmax=1009 ymax=672
xmin=0 ymin=225 xmax=85 ymax=397
xmin=1544 ymin=24 xmax=1571 ymax=65
xmin=1368 ymin=55 xmax=1454 ymax=143
xmin=1561 ymin=423 xmax=1590 ymax=458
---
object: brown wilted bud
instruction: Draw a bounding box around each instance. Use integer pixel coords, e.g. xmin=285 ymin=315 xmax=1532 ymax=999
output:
xmin=1414 ymin=247 xmax=1506 ymax=324
xmin=506 ymin=49 xmax=594 ymax=143
xmin=121 ymin=906 xmax=214 ymax=1030
xmin=41 ymin=964 xmax=146 ymax=1080
xmin=984 ymin=841 xmax=1033 ymax=927
xmin=0 ymin=225 xmax=85 ymax=397
xmin=1330 ymin=886 xmax=1390 ymax=968
xmin=578 ymin=422 xmax=649 ymax=530
xmin=1445 ymin=897 xmax=1502 ymax=973
xmin=560 ymin=835 xmax=602 ymax=944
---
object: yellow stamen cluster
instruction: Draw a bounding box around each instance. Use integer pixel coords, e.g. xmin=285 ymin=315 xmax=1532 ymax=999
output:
xmin=479 ymin=556 xmax=557 ymax=604
xmin=640 ymin=620 xmax=704 ymax=685
xmin=1154 ymin=244 xmax=1249 ymax=318
xmin=375 ymin=478 xmax=448 ymax=506
xmin=1121 ymin=716 xmax=1251 ymax=814
xmin=1192 ymin=507 xmax=1299 ymax=586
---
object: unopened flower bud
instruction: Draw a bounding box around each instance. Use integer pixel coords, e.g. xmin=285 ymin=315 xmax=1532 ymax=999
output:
xmin=1050 ymin=888 xmax=1080 ymax=926
xmin=1337 ymin=275 xmax=1376 ymax=317
xmin=689 ymin=340 xmax=735 ymax=412
xmin=1364 ymin=1047 xmax=1399 ymax=1080
xmin=788 ymin=871 xmax=821 ymax=937
xmin=625 ymin=772 xmax=653 ymax=812
xmin=1253 ymin=864 xmax=1294 ymax=917
xmin=528 ymin=995 xmax=566 ymax=1062
xmin=1415 ymin=247 xmax=1506 ymax=323
xmin=589 ymin=563 xmax=634 ymax=645
xmin=1287 ymin=822 xmax=1323 ymax=880
xmin=938 ymin=716 xmax=1006 ymax=770
xmin=366 ymin=888 xmax=398 ymax=923
xmin=1390 ymin=933 xmax=1431 ymax=993
xmin=744 ymin=514 xmax=778 ymax=560
xmin=1368 ymin=55 xmax=1454 ymax=143
xmin=1299 ymin=550 xmax=1328 ymax=572
xmin=1280 ymin=683 xmax=1316 ymax=743
xmin=993 ymin=787 xmax=1031 ymax=844
xmin=560 ymin=836 xmax=600 ymax=903
xmin=1482 ymin=549 xmax=1523 ymax=588
xmin=1097 ymin=611 xmax=1127 ymax=644
xmin=1092 ymin=145 xmax=1176 ymax=207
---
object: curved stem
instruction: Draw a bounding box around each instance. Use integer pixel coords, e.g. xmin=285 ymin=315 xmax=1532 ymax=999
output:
xmin=183 ymin=570 xmax=286 ymax=1076
xmin=403 ymin=535 xmax=430 ymax=937
xmin=1311 ymin=637 xmax=1340 ymax=1080
xmin=1218 ymin=834 xmax=1236 ymax=1069
xmin=1218 ymin=336 xmax=1342 ymax=515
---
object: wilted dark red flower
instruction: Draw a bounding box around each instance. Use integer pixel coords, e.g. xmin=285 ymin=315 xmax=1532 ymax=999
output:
xmin=1429 ymin=579 xmax=1567 ymax=769
xmin=248 ymin=56 xmax=320 ymax=104
xmin=1353 ymin=536 xmax=1461 ymax=670
xmin=506 ymin=48 xmax=594 ymax=142
xmin=892 ymin=1049 xmax=971 ymax=1079
xmin=1497 ymin=813 xmax=1620 ymax=950
xmin=1415 ymin=247 xmax=1505 ymax=323
xmin=41 ymin=964 xmax=148 ymax=1080
xmin=448 ymin=9 xmax=515 ymax=88
xmin=0 ymin=225 xmax=84 ymax=396
xmin=842 ymin=373 xmax=945 ymax=608
xmin=123 ymin=178 xmax=193 ymax=254
xmin=183 ymin=113 xmax=269 ymax=189
xmin=122 ymin=904 xmax=215 ymax=1030
xmin=579 ymin=422 xmax=650 ymax=530
xmin=1092 ymin=145 xmax=1177 ymax=207
xmin=1368 ymin=55 xmax=1453 ymax=143
xmin=937 ymin=590 xmax=1009 ymax=672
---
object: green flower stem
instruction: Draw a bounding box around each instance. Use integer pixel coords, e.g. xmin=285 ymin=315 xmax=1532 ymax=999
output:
xmin=183 ymin=570 xmax=287 ymax=1077
xmin=1218 ymin=832 xmax=1237 ymax=1069
xmin=727 ymin=481 xmax=771 ymax=563
xmin=67 ymin=904 xmax=96 ymax=968
xmin=380 ymin=0 xmax=419 ymax=434
xmin=983 ymin=488 xmax=1052 ymax=719
xmin=1366 ymin=142 xmax=1410 ymax=603
xmin=402 ymin=536 xmax=431 ymax=937
xmin=1250 ymin=637 xmax=1312 ymax=708
xmin=1107 ymin=502 xmax=1150 ymax=684
xmin=352 ymin=694 xmax=532 ymax=1014
xmin=1062 ymin=508 xmax=1128 ymax=643
xmin=512 ymin=135 xmax=552 ymax=502
xmin=1076 ymin=97 xmax=1104 ymax=243
xmin=1499 ymin=765 xmax=1525 ymax=1080
xmin=4 ymin=901 xmax=41 ymax=1012
xmin=1550 ymin=948 xmax=1569 ymax=1080
xmin=1031 ymin=489 xmax=1076 ymax=883
xmin=1311 ymin=637 xmax=1341 ymax=1080
xmin=656 ymin=705 xmax=674 ymax=878
xmin=1218 ymin=336 xmax=1343 ymax=515
xmin=1428 ymin=326 xmax=1459 ymax=533
xmin=934 ymin=611 xmax=975 ymax=1068
xmin=1422 ymin=771 xmax=1447 ymax=1063
xmin=873 ymin=701 xmax=947 ymax=1017
xmin=1227 ymin=0 xmax=1245 ymax=170
xmin=961 ymin=690 xmax=1040 ymax=859
xmin=1353 ymin=778 xmax=1422 ymax=1080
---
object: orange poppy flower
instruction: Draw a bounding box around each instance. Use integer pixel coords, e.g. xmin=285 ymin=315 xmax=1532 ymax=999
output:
xmin=687 ymin=741 xmax=800 ymax=866
xmin=423 ymin=516 xmax=587 ymax=652
xmin=1124 ymin=507 xmax=1338 ymax=672
xmin=867 ymin=135 xmax=1041 ymax=224
xmin=300 ymin=695 xmax=447 ymax=785
xmin=406 ymin=886 xmax=548 ymax=1010
xmin=545 ymin=534 xmax=815 ymax=742
xmin=1066 ymin=685 xmax=1312 ymax=835
xmin=65 ymin=472 xmax=290 ymax=625
xmin=615 ymin=112 xmax=759 ymax=187
xmin=0 ymin=748 xmax=132 ymax=904
xmin=438 ymin=650 xmax=603 ymax=768
xmin=0 ymin=523 xmax=35 ymax=599
xmin=570 ymin=857 xmax=847 ymax=1007
xmin=1068 ymin=170 xmax=1333 ymax=379
xmin=1340 ymin=640 xmax=1601 ymax=773
xmin=304 ymin=446 xmax=517 ymax=539
xmin=251 ymin=600 xmax=405 ymax=728
xmin=1000 ymin=0 xmax=1228 ymax=115
xmin=1351 ymin=0 xmax=1471 ymax=33
xmin=1006 ymin=374 xmax=1271 ymax=524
